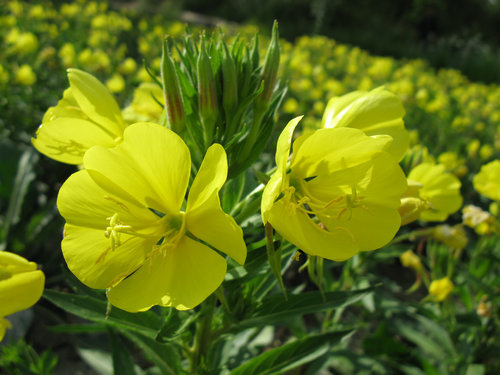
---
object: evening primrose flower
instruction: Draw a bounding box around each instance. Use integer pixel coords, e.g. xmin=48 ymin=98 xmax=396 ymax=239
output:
xmin=429 ymin=277 xmax=454 ymax=301
xmin=321 ymin=87 xmax=409 ymax=161
xmin=122 ymin=82 xmax=164 ymax=123
xmin=262 ymin=116 xmax=407 ymax=261
xmin=473 ymin=160 xmax=500 ymax=201
xmin=0 ymin=251 xmax=45 ymax=341
xmin=32 ymin=69 xmax=126 ymax=164
xmin=406 ymin=162 xmax=462 ymax=222
xmin=57 ymin=122 xmax=246 ymax=312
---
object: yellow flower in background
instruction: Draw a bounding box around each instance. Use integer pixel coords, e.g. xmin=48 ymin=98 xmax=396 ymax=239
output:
xmin=262 ymin=116 xmax=407 ymax=261
xmin=0 ymin=251 xmax=45 ymax=342
xmin=473 ymin=160 xmax=500 ymax=201
xmin=429 ymin=277 xmax=454 ymax=301
xmin=122 ymin=82 xmax=164 ymax=123
xmin=400 ymin=250 xmax=422 ymax=271
xmin=59 ymin=43 xmax=76 ymax=68
xmin=106 ymin=73 xmax=125 ymax=93
xmin=118 ymin=57 xmax=137 ymax=75
xmin=15 ymin=65 xmax=37 ymax=86
xmin=57 ymin=122 xmax=246 ymax=312
xmin=32 ymin=69 xmax=126 ymax=164
xmin=406 ymin=162 xmax=462 ymax=222
xmin=321 ymin=87 xmax=409 ymax=161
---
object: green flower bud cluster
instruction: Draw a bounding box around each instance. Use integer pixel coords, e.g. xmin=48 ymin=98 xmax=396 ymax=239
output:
xmin=159 ymin=21 xmax=285 ymax=177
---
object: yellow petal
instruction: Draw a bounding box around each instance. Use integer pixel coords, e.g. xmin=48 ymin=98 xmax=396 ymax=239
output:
xmin=291 ymin=127 xmax=391 ymax=179
xmin=186 ymin=144 xmax=246 ymax=265
xmin=57 ymin=170 xmax=159 ymax=230
xmin=32 ymin=118 xmax=117 ymax=164
xmin=42 ymin=88 xmax=85 ymax=123
xmin=67 ymin=68 xmax=125 ymax=137
xmin=0 ymin=267 xmax=44 ymax=317
xmin=0 ymin=317 xmax=12 ymax=342
xmin=84 ymin=122 xmax=191 ymax=214
xmin=322 ymin=87 xmax=408 ymax=160
xmin=267 ymin=199 xmax=359 ymax=261
xmin=0 ymin=251 xmax=37 ymax=274
xmin=107 ymin=236 xmax=227 ymax=312
xmin=262 ymin=116 xmax=303 ymax=220
xmin=62 ymin=224 xmax=154 ymax=289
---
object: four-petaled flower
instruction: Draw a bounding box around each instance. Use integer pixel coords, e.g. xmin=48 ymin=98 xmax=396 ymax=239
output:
xmin=32 ymin=68 xmax=126 ymax=164
xmin=261 ymin=116 xmax=407 ymax=261
xmin=57 ymin=122 xmax=246 ymax=312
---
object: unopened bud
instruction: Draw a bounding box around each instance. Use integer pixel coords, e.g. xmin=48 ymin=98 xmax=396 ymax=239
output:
xmin=256 ymin=20 xmax=280 ymax=110
xmin=221 ymin=41 xmax=238 ymax=118
xmin=161 ymin=38 xmax=184 ymax=133
xmin=197 ymin=36 xmax=218 ymax=146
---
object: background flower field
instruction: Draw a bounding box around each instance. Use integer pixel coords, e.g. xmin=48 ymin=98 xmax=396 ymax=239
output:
xmin=0 ymin=1 xmax=499 ymax=374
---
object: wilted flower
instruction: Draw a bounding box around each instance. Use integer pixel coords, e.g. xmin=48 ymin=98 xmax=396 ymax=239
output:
xmin=262 ymin=116 xmax=407 ymax=261
xmin=0 ymin=251 xmax=45 ymax=341
xmin=473 ymin=160 xmax=500 ymax=201
xmin=463 ymin=205 xmax=494 ymax=235
xmin=32 ymin=69 xmax=126 ymax=164
xmin=432 ymin=224 xmax=468 ymax=250
xmin=57 ymin=123 xmax=246 ymax=311
xmin=321 ymin=86 xmax=409 ymax=161
xmin=429 ymin=277 xmax=454 ymax=301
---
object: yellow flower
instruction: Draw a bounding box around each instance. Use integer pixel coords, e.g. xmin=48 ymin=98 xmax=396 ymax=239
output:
xmin=118 ymin=58 xmax=137 ymax=75
xmin=321 ymin=87 xmax=409 ymax=161
xmin=106 ymin=73 xmax=125 ymax=93
xmin=122 ymin=82 xmax=164 ymax=123
xmin=400 ymin=250 xmax=422 ymax=271
xmin=32 ymin=69 xmax=126 ymax=164
xmin=15 ymin=65 xmax=36 ymax=86
xmin=57 ymin=123 xmax=246 ymax=312
xmin=473 ymin=160 xmax=500 ymax=201
xmin=262 ymin=116 xmax=407 ymax=261
xmin=0 ymin=251 xmax=45 ymax=342
xmin=407 ymin=162 xmax=462 ymax=222
xmin=429 ymin=277 xmax=454 ymax=301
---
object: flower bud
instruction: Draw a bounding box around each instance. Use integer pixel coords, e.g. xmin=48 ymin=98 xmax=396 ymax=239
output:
xmin=161 ymin=38 xmax=184 ymax=134
xmin=255 ymin=20 xmax=280 ymax=113
xmin=197 ymin=36 xmax=218 ymax=146
xmin=221 ymin=42 xmax=238 ymax=121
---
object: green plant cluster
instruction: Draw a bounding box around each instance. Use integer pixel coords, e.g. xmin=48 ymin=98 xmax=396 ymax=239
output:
xmin=0 ymin=1 xmax=499 ymax=375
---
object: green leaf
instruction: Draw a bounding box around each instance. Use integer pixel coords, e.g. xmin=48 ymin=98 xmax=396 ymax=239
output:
xmin=231 ymin=287 xmax=373 ymax=331
xmin=44 ymin=290 xmax=162 ymax=339
xmin=221 ymin=172 xmax=245 ymax=213
xmin=230 ymin=330 xmax=351 ymax=375
xmin=155 ymin=310 xmax=198 ymax=343
xmin=119 ymin=330 xmax=182 ymax=375
xmin=1 ymin=148 xmax=38 ymax=247
xmin=108 ymin=328 xmax=138 ymax=375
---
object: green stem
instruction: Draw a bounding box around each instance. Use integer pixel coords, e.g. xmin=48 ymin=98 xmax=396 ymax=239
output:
xmin=389 ymin=227 xmax=435 ymax=245
xmin=190 ymin=295 xmax=216 ymax=373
